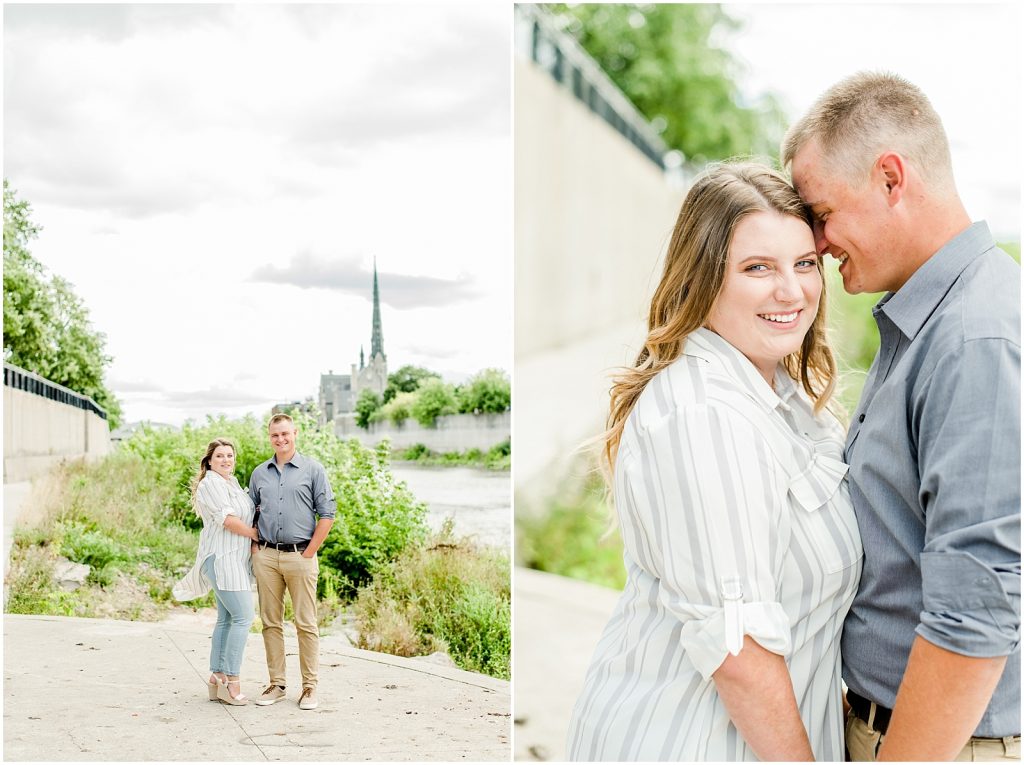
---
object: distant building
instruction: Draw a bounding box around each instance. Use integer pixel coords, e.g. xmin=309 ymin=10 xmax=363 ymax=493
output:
xmin=318 ymin=262 xmax=388 ymax=424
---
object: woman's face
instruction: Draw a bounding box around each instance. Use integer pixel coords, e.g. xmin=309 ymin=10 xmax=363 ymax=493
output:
xmin=208 ymin=445 xmax=235 ymax=478
xmin=706 ymin=210 xmax=821 ymax=386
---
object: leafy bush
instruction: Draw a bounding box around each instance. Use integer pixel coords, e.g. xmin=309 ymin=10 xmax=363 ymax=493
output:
xmin=354 ymin=389 xmax=382 ymax=430
xmin=411 ymin=378 xmax=459 ymax=427
xmin=457 ymin=368 xmax=510 ymax=414
xmin=371 ymin=391 xmax=417 ymax=426
xmin=354 ymin=522 xmax=511 ymax=679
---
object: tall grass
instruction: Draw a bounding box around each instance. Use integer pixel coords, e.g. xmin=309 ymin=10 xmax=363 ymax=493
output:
xmin=354 ymin=522 xmax=511 ymax=679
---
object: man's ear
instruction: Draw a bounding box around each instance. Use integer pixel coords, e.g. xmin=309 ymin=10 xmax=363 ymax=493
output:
xmin=876 ymin=152 xmax=906 ymax=207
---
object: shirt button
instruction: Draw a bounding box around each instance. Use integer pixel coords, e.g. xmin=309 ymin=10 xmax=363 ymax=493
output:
xmin=858 ymin=413 xmax=865 ymax=423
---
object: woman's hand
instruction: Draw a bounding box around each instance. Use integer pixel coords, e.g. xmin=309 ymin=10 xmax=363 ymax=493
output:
xmin=223 ymin=515 xmax=259 ymax=541
xmin=712 ymin=635 xmax=815 ymax=761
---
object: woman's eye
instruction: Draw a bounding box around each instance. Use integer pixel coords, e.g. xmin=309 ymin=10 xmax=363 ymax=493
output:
xmin=796 ymin=259 xmax=818 ymax=269
xmin=745 ymin=264 xmax=769 ymax=272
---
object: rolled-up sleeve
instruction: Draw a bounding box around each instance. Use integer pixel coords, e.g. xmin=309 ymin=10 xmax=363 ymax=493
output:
xmin=915 ymin=338 xmax=1021 ymax=657
xmin=311 ymin=463 xmax=336 ymax=520
xmin=621 ymin=404 xmax=791 ymax=680
xmin=196 ymin=478 xmax=239 ymax=526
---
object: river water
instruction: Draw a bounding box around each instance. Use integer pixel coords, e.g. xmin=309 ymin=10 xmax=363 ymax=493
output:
xmin=389 ymin=463 xmax=511 ymax=550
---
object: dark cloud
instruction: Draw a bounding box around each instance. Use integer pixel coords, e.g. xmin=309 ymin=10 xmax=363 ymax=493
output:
xmin=249 ymin=253 xmax=480 ymax=309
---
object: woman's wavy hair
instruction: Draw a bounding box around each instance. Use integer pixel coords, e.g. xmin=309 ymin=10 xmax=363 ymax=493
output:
xmin=191 ymin=437 xmax=236 ymax=515
xmin=601 ymin=161 xmax=838 ymax=480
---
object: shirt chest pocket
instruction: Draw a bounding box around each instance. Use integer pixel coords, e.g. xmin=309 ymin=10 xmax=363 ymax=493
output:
xmin=788 ymin=461 xmax=863 ymax=575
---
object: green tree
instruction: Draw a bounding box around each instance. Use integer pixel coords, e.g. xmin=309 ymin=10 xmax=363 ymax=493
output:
xmin=3 ymin=180 xmax=122 ymax=428
xmin=354 ymin=388 xmax=382 ymax=429
xmin=547 ymin=3 xmax=787 ymax=162
xmin=411 ymin=378 xmax=459 ymax=427
xmin=458 ymin=368 xmax=511 ymax=414
xmin=382 ymin=365 xmax=438 ymax=403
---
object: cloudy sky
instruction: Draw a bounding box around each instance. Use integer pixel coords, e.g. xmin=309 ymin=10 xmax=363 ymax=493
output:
xmin=728 ymin=2 xmax=1021 ymax=242
xmin=4 ymin=4 xmax=511 ymax=426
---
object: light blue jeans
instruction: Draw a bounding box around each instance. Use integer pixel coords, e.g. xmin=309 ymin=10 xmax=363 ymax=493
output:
xmin=202 ymin=555 xmax=254 ymax=677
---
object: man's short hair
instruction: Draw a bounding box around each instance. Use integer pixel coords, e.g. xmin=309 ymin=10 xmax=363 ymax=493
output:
xmin=781 ymin=71 xmax=954 ymax=188
xmin=268 ymin=413 xmax=294 ymax=429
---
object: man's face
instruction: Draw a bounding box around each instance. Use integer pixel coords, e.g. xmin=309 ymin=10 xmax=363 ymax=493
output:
xmin=791 ymin=139 xmax=901 ymax=295
xmin=268 ymin=420 xmax=297 ymax=457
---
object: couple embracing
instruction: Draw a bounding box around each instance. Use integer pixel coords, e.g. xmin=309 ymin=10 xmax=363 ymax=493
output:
xmin=568 ymin=73 xmax=1020 ymax=761
xmin=172 ymin=413 xmax=336 ymax=711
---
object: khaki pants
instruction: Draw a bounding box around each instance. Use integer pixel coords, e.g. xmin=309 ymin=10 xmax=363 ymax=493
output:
xmin=252 ymin=547 xmax=320 ymax=689
xmin=846 ymin=711 xmax=1021 ymax=761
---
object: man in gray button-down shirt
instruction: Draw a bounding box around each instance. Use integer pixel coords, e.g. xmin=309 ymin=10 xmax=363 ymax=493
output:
xmin=248 ymin=413 xmax=336 ymax=711
xmin=783 ymin=72 xmax=1020 ymax=761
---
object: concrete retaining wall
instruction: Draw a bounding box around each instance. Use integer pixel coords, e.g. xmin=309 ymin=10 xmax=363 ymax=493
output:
xmin=514 ymin=54 xmax=686 ymax=509
xmin=334 ymin=411 xmax=510 ymax=453
xmin=3 ymin=386 xmax=111 ymax=483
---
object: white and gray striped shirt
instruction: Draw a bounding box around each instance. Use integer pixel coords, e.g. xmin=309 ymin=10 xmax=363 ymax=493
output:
xmin=173 ymin=472 xmax=256 ymax=599
xmin=567 ymin=328 xmax=863 ymax=761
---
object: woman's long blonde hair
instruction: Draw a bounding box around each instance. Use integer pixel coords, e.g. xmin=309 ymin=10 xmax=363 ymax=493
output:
xmin=191 ymin=437 xmax=236 ymax=515
xmin=601 ymin=162 xmax=838 ymax=479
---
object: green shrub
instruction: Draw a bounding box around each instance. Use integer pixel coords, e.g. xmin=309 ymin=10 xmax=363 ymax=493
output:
xmin=457 ymin=368 xmax=510 ymax=414
xmin=398 ymin=443 xmax=430 ymax=460
xmin=372 ymin=391 xmax=416 ymax=425
xmin=410 ymin=378 xmax=459 ymax=427
xmin=354 ymin=389 xmax=382 ymax=429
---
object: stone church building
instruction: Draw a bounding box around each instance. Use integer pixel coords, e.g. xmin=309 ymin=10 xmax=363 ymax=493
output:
xmin=318 ymin=262 xmax=387 ymax=423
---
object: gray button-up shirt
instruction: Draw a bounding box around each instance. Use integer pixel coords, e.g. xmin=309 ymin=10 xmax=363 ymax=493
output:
xmin=248 ymin=452 xmax=336 ymax=544
xmin=842 ymin=221 xmax=1020 ymax=737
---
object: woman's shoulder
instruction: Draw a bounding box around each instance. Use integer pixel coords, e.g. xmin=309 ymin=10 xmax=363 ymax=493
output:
xmin=629 ymin=355 xmax=758 ymax=434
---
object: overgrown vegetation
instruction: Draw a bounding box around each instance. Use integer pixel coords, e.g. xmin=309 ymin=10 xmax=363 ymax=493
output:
xmin=516 ymin=471 xmax=626 ymax=591
xmin=7 ymin=411 xmax=511 ymax=679
xmin=354 ymin=521 xmax=511 ymax=679
xmin=118 ymin=409 xmax=428 ymax=594
xmin=6 ymin=453 xmax=205 ymax=620
xmin=394 ymin=440 xmax=511 ymax=471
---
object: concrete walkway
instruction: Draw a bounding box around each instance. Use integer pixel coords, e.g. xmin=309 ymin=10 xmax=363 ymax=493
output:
xmin=3 ymin=613 xmax=510 ymax=761
xmin=513 ymin=567 xmax=620 ymax=761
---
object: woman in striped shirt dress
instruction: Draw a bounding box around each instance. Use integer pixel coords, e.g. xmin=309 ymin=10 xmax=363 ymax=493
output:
xmin=173 ymin=438 xmax=259 ymax=705
xmin=567 ymin=163 xmax=863 ymax=761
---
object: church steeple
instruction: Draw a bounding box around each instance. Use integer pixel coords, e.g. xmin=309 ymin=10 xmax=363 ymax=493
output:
xmin=370 ymin=258 xmax=385 ymax=360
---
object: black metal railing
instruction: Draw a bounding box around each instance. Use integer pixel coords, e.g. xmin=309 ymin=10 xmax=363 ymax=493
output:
xmin=515 ymin=4 xmax=670 ymax=169
xmin=4 ymin=362 xmax=108 ymax=420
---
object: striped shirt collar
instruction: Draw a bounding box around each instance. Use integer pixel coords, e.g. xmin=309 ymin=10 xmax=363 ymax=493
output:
xmin=875 ymin=221 xmax=993 ymax=341
xmin=684 ymin=327 xmax=791 ymax=412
